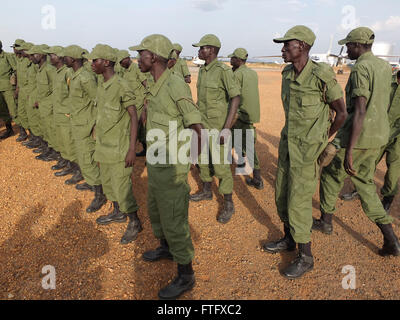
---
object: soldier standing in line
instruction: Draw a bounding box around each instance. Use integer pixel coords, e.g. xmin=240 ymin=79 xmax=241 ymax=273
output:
xmin=263 ymin=26 xmax=347 ymax=279
xmin=314 ymin=27 xmax=400 ymax=257
xmin=171 ymin=43 xmax=191 ymax=84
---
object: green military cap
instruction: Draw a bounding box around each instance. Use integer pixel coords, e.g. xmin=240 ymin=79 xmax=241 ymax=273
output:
xmin=63 ymin=45 xmax=86 ymax=59
xmin=273 ymin=25 xmax=316 ymax=46
xmin=192 ymin=34 xmax=221 ymax=48
xmin=44 ymin=45 xmax=64 ymax=57
xmin=86 ymin=44 xmax=117 ymax=62
xmin=11 ymin=39 xmax=25 ymax=48
xmin=338 ymin=27 xmax=375 ymax=45
xmin=19 ymin=42 xmax=34 ymax=51
xmin=170 ymin=51 xmax=178 ymax=60
xmin=228 ymin=48 xmax=248 ymax=60
xmin=117 ymin=49 xmax=130 ymax=63
xmin=173 ymin=43 xmax=183 ymax=52
xmin=129 ymin=34 xmax=174 ymax=60
xmin=25 ymin=44 xmax=50 ymax=55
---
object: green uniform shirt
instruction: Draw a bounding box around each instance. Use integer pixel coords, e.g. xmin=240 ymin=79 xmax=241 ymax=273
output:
xmin=122 ymin=62 xmax=146 ymax=94
xmin=52 ymin=65 xmax=72 ymax=114
xmin=36 ymin=61 xmax=55 ymax=115
xmin=0 ymin=51 xmax=16 ymax=91
xmin=68 ymin=66 xmax=98 ymax=126
xmin=26 ymin=62 xmax=38 ymax=94
xmin=196 ymin=58 xmax=240 ymax=130
xmin=233 ymin=64 xmax=260 ymax=123
xmin=337 ymin=51 xmax=392 ymax=149
xmin=171 ymin=58 xmax=190 ymax=79
xmin=146 ymin=68 xmax=202 ymax=167
xmin=94 ymin=74 xmax=142 ymax=163
xmin=280 ymin=59 xmax=343 ymax=167
xmin=16 ymin=57 xmax=31 ymax=88
xmin=388 ymin=80 xmax=400 ymax=139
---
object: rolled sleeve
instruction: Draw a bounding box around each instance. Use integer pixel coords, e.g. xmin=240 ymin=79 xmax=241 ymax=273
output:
xmin=325 ymin=79 xmax=343 ymax=103
xmin=176 ymin=98 xmax=202 ymax=127
xmin=350 ymin=67 xmax=371 ymax=101
xmin=222 ymin=69 xmax=241 ymax=99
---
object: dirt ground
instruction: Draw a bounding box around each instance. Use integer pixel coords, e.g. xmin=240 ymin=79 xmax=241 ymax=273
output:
xmin=1 ymin=67 xmax=400 ymax=300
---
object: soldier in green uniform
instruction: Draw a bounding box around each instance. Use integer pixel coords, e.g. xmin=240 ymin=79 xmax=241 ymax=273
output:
xmin=21 ymin=43 xmax=43 ymax=149
xmin=314 ymin=27 xmax=400 ymax=256
xmin=45 ymin=46 xmax=73 ymax=172
xmin=63 ymin=45 xmax=107 ymax=213
xmin=263 ymin=26 xmax=347 ymax=279
xmin=171 ymin=43 xmax=191 ymax=84
xmin=88 ymin=44 xmax=142 ymax=243
xmin=25 ymin=44 xmax=60 ymax=162
xmin=130 ymin=34 xmax=203 ymax=299
xmin=190 ymin=34 xmax=241 ymax=224
xmin=12 ymin=39 xmax=30 ymax=141
xmin=228 ymin=47 xmax=263 ymax=189
xmin=0 ymin=40 xmax=18 ymax=139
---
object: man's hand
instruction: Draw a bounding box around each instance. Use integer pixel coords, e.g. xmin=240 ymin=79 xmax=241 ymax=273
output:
xmin=219 ymin=128 xmax=231 ymax=145
xmin=344 ymin=149 xmax=356 ymax=176
xmin=34 ymin=102 xmax=39 ymax=109
xmin=125 ymin=149 xmax=136 ymax=168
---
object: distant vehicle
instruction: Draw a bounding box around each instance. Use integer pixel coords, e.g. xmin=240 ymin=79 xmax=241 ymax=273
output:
xmin=192 ymin=56 xmax=205 ymax=66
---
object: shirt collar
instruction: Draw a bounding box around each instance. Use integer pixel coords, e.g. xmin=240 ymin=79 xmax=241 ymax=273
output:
xmin=71 ymin=66 xmax=84 ymax=79
xmin=203 ymin=57 xmax=219 ymax=71
xmin=357 ymin=51 xmax=373 ymax=62
xmin=284 ymin=59 xmax=313 ymax=84
xmin=102 ymin=73 xmax=118 ymax=90
xmin=149 ymin=68 xmax=171 ymax=96
xmin=38 ymin=60 xmax=48 ymax=72
xmin=56 ymin=64 xmax=67 ymax=73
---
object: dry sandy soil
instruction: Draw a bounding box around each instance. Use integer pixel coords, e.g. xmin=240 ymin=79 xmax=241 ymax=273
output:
xmin=1 ymin=67 xmax=400 ymax=300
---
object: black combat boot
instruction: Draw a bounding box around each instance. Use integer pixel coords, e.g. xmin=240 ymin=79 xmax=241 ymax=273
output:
xmin=142 ymin=239 xmax=173 ymax=261
xmin=263 ymin=225 xmax=296 ymax=253
xmin=376 ymin=223 xmax=400 ymax=256
xmin=96 ymin=201 xmax=127 ymax=225
xmin=16 ymin=126 xmax=28 ymax=142
xmin=120 ymin=211 xmax=143 ymax=244
xmin=25 ymin=136 xmax=41 ymax=148
xmin=55 ymin=161 xmax=75 ymax=177
xmin=245 ymin=169 xmax=264 ymax=190
xmin=86 ymin=185 xmax=107 ymax=213
xmin=35 ymin=146 xmax=53 ymax=160
xmin=158 ymin=262 xmax=195 ymax=300
xmin=75 ymin=182 xmax=94 ymax=191
xmin=282 ymin=242 xmax=314 ymax=279
xmin=33 ymin=140 xmax=48 ymax=154
xmin=136 ymin=143 xmax=147 ymax=157
xmin=381 ymin=196 xmax=395 ymax=213
xmin=312 ymin=212 xmax=333 ymax=235
xmin=217 ymin=194 xmax=235 ymax=224
xmin=51 ymin=158 xmax=68 ymax=170
xmin=40 ymin=148 xmax=59 ymax=162
xmin=189 ymin=182 xmax=212 ymax=201
xmin=340 ymin=189 xmax=359 ymax=201
xmin=65 ymin=164 xmax=84 ymax=185
xmin=0 ymin=121 xmax=14 ymax=140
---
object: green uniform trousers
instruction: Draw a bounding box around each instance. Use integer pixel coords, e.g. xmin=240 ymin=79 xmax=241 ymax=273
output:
xmin=147 ymin=163 xmax=194 ymax=265
xmin=16 ymin=88 xmax=29 ymax=128
xmin=71 ymin=124 xmax=101 ymax=186
xmin=198 ymin=132 xmax=233 ymax=195
xmin=0 ymin=90 xmax=16 ymax=122
xmin=275 ymin=152 xmax=319 ymax=244
xmin=0 ymin=91 xmax=11 ymax=122
xmin=99 ymin=162 xmax=139 ymax=214
xmin=27 ymin=94 xmax=42 ymax=137
xmin=320 ymin=148 xmax=393 ymax=224
xmin=376 ymin=137 xmax=400 ymax=198
xmin=54 ymin=114 xmax=76 ymax=162
xmin=231 ymin=118 xmax=260 ymax=170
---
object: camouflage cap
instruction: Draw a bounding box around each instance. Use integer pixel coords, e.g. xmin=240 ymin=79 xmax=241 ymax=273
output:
xmin=117 ymin=50 xmax=130 ymax=63
xmin=129 ymin=34 xmax=174 ymax=60
xmin=44 ymin=46 xmax=65 ymax=57
xmin=19 ymin=42 xmax=34 ymax=51
xmin=173 ymin=43 xmax=183 ymax=52
xmin=25 ymin=44 xmax=50 ymax=55
xmin=273 ymin=25 xmax=316 ymax=46
xmin=192 ymin=34 xmax=221 ymax=48
xmin=228 ymin=48 xmax=248 ymax=60
xmin=63 ymin=45 xmax=86 ymax=59
xmin=11 ymin=39 xmax=25 ymax=48
xmin=338 ymin=27 xmax=375 ymax=45
xmin=86 ymin=44 xmax=117 ymax=62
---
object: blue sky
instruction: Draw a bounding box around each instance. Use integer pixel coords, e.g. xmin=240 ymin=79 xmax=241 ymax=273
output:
xmin=1 ymin=0 xmax=399 ymax=57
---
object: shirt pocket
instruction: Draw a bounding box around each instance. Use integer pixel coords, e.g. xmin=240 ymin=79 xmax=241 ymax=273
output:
xmin=206 ymin=81 xmax=220 ymax=103
xmin=299 ymin=95 xmax=321 ymax=119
